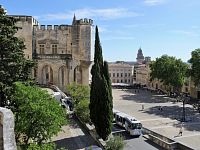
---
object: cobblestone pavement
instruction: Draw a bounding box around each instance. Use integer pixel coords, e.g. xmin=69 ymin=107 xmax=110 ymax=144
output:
xmin=113 ymin=88 xmax=200 ymax=150
xmin=52 ymin=118 xmax=98 ymax=150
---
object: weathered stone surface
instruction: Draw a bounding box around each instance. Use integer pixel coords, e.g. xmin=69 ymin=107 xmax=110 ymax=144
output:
xmin=12 ymin=15 xmax=93 ymax=91
xmin=0 ymin=107 xmax=17 ymax=150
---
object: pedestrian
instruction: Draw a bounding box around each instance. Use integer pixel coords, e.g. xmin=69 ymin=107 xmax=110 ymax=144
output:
xmin=142 ymin=104 xmax=144 ymax=110
xmin=178 ymin=124 xmax=183 ymax=136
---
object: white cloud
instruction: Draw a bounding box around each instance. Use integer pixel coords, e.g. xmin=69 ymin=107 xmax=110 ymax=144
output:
xmin=123 ymin=23 xmax=165 ymax=28
xmin=171 ymin=30 xmax=199 ymax=37
xmin=144 ymin=0 xmax=167 ymax=6
xmin=37 ymin=8 xmax=143 ymax=21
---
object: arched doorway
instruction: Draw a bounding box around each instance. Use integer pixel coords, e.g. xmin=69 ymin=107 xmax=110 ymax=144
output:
xmin=41 ymin=65 xmax=53 ymax=85
xmin=73 ymin=66 xmax=82 ymax=84
xmin=58 ymin=66 xmax=68 ymax=89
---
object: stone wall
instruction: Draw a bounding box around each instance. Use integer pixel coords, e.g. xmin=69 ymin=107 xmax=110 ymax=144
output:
xmin=0 ymin=107 xmax=16 ymax=150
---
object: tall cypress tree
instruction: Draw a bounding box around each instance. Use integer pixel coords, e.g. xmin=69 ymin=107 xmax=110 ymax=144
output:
xmin=89 ymin=26 xmax=113 ymax=141
xmin=0 ymin=6 xmax=34 ymax=107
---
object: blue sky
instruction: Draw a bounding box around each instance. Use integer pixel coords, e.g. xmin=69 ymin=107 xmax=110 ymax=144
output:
xmin=2 ymin=0 xmax=200 ymax=62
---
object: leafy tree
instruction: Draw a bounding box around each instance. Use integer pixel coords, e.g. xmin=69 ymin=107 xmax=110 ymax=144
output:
xmin=188 ymin=48 xmax=200 ymax=86
xmin=90 ymin=26 xmax=113 ymax=141
xmin=150 ymin=55 xmax=188 ymax=92
xmin=11 ymin=82 xmax=67 ymax=146
xmin=67 ymin=83 xmax=90 ymax=123
xmin=67 ymin=82 xmax=90 ymax=105
xmin=0 ymin=6 xmax=34 ymax=107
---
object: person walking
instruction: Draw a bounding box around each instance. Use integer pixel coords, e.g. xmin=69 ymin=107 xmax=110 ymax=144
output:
xmin=178 ymin=124 xmax=183 ymax=136
xmin=142 ymin=104 xmax=144 ymax=111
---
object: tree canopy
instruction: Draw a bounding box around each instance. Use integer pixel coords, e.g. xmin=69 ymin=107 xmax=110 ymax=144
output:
xmin=67 ymin=82 xmax=90 ymax=105
xmin=90 ymin=26 xmax=113 ymax=141
xmin=188 ymin=48 xmax=200 ymax=86
xmin=11 ymin=82 xmax=67 ymax=147
xmin=150 ymin=55 xmax=188 ymax=92
xmin=67 ymin=82 xmax=90 ymax=123
xmin=0 ymin=6 xmax=34 ymax=107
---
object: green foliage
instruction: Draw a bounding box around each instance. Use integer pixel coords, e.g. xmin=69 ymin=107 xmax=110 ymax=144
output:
xmin=105 ymin=136 xmax=125 ymax=150
xmin=67 ymin=82 xmax=91 ymax=123
xmin=11 ymin=82 xmax=67 ymax=145
xmin=75 ymin=99 xmax=90 ymax=123
xmin=90 ymin=26 xmax=113 ymax=141
xmin=150 ymin=55 xmax=188 ymax=92
xmin=67 ymin=82 xmax=90 ymax=105
xmin=188 ymin=48 xmax=200 ymax=86
xmin=0 ymin=6 xmax=34 ymax=107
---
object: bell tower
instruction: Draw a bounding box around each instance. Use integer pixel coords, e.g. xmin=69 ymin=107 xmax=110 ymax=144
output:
xmin=136 ymin=47 xmax=144 ymax=63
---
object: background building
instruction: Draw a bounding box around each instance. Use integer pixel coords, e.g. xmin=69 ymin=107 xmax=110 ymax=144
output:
xmin=12 ymin=15 xmax=93 ymax=91
xmin=108 ymin=61 xmax=133 ymax=84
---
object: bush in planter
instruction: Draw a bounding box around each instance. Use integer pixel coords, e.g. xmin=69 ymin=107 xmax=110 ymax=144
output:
xmin=105 ymin=136 xmax=125 ymax=150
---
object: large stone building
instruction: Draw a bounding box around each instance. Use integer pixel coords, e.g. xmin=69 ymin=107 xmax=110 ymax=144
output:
xmin=108 ymin=61 xmax=133 ymax=84
xmin=12 ymin=14 xmax=93 ymax=91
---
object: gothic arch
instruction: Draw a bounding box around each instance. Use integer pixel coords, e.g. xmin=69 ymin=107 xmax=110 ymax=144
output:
xmin=41 ymin=65 xmax=53 ymax=85
xmin=58 ymin=66 xmax=68 ymax=87
xmin=73 ymin=65 xmax=82 ymax=84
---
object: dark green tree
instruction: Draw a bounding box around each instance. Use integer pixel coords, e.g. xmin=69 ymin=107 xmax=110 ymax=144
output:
xmin=90 ymin=26 xmax=113 ymax=141
xmin=0 ymin=6 xmax=34 ymax=107
xmin=150 ymin=55 xmax=188 ymax=93
xmin=188 ymin=48 xmax=200 ymax=86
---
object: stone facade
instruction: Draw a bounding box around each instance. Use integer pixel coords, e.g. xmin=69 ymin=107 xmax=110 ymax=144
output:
xmin=108 ymin=61 xmax=133 ymax=84
xmin=0 ymin=107 xmax=17 ymax=150
xmin=11 ymin=15 xmax=93 ymax=91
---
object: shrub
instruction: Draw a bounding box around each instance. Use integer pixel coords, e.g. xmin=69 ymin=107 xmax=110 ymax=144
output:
xmin=105 ymin=136 xmax=125 ymax=150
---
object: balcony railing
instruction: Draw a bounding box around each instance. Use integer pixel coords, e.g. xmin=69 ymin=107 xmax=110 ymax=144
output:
xmin=33 ymin=53 xmax=72 ymax=60
xmin=0 ymin=107 xmax=17 ymax=150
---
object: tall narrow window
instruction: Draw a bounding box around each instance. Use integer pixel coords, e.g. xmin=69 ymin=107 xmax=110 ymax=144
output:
xmin=39 ymin=44 xmax=45 ymax=54
xmin=52 ymin=44 xmax=58 ymax=54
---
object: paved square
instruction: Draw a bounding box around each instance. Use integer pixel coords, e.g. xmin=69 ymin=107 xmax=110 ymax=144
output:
xmin=113 ymin=88 xmax=200 ymax=150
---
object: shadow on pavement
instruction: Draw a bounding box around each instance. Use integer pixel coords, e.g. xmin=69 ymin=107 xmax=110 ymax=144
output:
xmin=54 ymin=135 xmax=92 ymax=150
xmin=120 ymin=89 xmax=173 ymax=103
xmin=144 ymin=105 xmax=200 ymax=132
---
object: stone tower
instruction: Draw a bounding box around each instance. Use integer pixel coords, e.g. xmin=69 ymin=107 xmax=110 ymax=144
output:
xmin=12 ymin=14 xmax=93 ymax=91
xmin=10 ymin=15 xmax=39 ymax=59
xmin=136 ymin=47 xmax=144 ymax=63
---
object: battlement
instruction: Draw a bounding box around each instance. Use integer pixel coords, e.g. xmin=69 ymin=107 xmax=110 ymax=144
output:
xmin=33 ymin=24 xmax=71 ymax=31
xmin=75 ymin=18 xmax=93 ymax=25
xmin=8 ymin=15 xmax=39 ymax=25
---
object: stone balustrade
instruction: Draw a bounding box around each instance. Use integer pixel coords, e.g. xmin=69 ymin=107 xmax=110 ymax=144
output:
xmin=0 ymin=107 xmax=16 ymax=150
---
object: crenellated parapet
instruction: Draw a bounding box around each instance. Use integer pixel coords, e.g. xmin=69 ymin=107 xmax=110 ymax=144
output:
xmin=33 ymin=24 xmax=71 ymax=31
xmin=74 ymin=18 xmax=93 ymax=25
xmin=8 ymin=15 xmax=39 ymax=25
